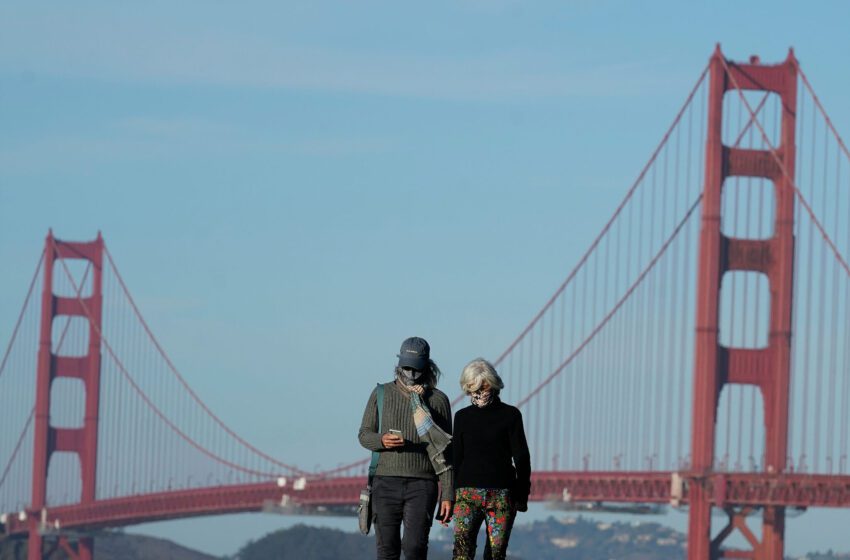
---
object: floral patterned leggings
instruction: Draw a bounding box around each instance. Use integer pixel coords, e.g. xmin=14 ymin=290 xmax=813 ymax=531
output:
xmin=452 ymin=488 xmax=515 ymax=560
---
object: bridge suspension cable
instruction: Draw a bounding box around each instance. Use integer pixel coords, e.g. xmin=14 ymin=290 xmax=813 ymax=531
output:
xmin=53 ymin=248 xmax=302 ymax=483
xmin=103 ymin=247 xmax=307 ymax=477
xmin=319 ymin=63 xmax=712 ymax=478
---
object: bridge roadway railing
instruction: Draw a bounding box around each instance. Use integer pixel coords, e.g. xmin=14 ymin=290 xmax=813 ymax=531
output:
xmin=4 ymin=471 xmax=850 ymax=537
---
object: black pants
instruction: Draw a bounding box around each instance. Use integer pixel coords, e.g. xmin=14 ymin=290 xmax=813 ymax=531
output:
xmin=372 ymin=475 xmax=438 ymax=560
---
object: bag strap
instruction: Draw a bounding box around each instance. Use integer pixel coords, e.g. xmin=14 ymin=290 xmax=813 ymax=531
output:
xmin=367 ymin=383 xmax=385 ymax=485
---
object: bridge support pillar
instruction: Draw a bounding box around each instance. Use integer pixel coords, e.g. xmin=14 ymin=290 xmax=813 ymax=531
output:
xmin=760 ymin=506 xmax=785 ymax=560
xmin=29 ymin=533 xmax=94 ymax=560
xmin=76 ymin=536 xmax=94 ymax=560
xmin=27 ymin=518 xmax=43 ymax=559
xmin=29 ymin=231 xmax=104 ymax=559
xmin=688 ymin=46 xmax=797 ymax=560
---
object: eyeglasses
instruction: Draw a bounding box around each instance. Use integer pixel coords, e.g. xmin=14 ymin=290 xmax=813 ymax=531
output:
xmin=401 ymin=366 xmax=422 ymax=374
xmin=469 ymin=386 xmax=491 ymax=396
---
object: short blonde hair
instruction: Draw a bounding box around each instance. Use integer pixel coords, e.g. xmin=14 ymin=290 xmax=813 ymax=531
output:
xmin=459 ymin=358 xmax=504 ymax=395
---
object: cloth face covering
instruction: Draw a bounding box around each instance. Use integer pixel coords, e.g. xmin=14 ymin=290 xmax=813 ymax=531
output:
xmin=399 ymin=367 xmax=422 ymax=386
xmin=470 ymin=389 xmax=493 ymax=408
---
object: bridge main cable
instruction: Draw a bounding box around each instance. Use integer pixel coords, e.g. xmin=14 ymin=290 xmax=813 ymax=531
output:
xmin=319 ymin=63 xmax=711 ymax=478
xmin=102 ymin=246 xmax=308 ymax=477
xmin=54 ymin=246 xmax=304 ymax=479
xmin=721 ymin=57 xmax=850 ymax=278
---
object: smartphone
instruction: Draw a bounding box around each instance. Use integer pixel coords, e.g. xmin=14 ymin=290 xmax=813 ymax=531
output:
xmin=388 ymin=429 xmax=403 ymax=439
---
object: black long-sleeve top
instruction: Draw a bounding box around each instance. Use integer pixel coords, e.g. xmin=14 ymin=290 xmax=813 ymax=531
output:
xmin=452 ymin=398 xmax=531 ymax=504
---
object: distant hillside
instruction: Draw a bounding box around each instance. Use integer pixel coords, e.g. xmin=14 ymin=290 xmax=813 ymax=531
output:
xmin=494 ymin=516 xmax=686 ymax=560
xmin=0 ymin=530 xmax=218 ymax=560
xmin=2 ymin=520 xmax=847 ymax=559
xmin=232 ymin=525 xmax=373 ymax=560
xmin=231 ymin=516 xmax=687 ymax=560
xmin=230 ymin=518 xmax=850 ymax=560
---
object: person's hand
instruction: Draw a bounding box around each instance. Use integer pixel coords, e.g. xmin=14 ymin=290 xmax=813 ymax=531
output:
xmin=515 ymin=501 xmax=528 ymax=512
xmin=438 ymin=500 xmax=453 ymax=526
xmin=381 ymin=433 xmax=404 ymax=449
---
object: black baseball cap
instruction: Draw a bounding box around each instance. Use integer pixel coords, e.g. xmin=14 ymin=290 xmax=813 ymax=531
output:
xmin=397 ymin=336 xmax=430 ymax=371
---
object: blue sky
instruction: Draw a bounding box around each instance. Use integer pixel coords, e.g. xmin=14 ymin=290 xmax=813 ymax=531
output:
xmin=2 ymin=0 xmax=850 ymax=556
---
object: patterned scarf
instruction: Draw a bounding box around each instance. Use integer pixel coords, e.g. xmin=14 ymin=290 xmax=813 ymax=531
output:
xmin=397 ymin=380 xmax=452 ymax=476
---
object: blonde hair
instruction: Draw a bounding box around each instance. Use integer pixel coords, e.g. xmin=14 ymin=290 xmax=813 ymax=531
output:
xmin=459 ymin=358 xmax=504 ymax=395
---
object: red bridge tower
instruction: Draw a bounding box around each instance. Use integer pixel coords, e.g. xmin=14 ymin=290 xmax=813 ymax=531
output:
xmin=30 ymin=232 xmax=104 ymax=560
xmin=689 ymin=47 xmax=798 ymax=559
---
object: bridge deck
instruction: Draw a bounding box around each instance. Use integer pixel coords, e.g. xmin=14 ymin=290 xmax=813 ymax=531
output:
xmin=5 ymin=471 xmax=850 ymax=537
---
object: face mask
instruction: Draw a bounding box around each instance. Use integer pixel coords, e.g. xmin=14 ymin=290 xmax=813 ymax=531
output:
xmin=400 ymin=367 xmax=422 ymax=386
xmin=470 ymin=389 xmax=493 ymax=408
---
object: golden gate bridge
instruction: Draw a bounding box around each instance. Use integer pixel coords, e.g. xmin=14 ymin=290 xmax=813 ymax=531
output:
xmin=2 ymin=46 xmax=850 ymax=559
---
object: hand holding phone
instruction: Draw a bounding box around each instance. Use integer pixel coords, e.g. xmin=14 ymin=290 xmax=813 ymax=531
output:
xmin=381 ymin=429 xmax=405 ymax=449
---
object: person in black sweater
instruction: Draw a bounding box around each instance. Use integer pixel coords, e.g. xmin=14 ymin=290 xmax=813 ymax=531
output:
xmin=451 ymin=358 xmax=530 ymax=560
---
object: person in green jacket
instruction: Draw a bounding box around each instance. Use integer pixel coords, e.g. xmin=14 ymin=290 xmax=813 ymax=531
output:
xmin=358 ymin=336 xmax=454 ymax=560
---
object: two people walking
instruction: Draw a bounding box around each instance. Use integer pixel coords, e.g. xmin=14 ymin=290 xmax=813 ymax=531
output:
xmin=358 ymin=336 xmax=531 ymax=560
